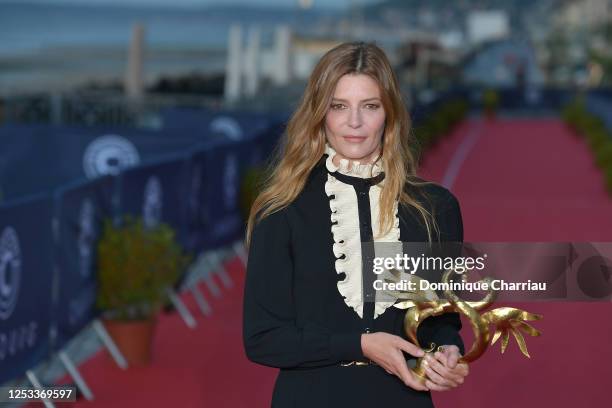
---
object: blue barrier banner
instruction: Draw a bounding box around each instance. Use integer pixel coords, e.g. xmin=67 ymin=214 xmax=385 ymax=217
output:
xmin=160 ymin=107 xmax=287 ymax=143
xmin=186 ymin=139 xmax=259 ymax=251
xmin=52 ymin=176 xmax=116 ymax=349
xmin=0 ymin=195 xmax=54 ymax=384
xmin=0 ymin=124 xmax=202 ymax=201
xmin=117 ymin=156 xmax=189 ymax=244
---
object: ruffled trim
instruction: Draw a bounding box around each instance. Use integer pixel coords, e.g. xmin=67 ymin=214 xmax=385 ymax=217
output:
xmin=325 ymin=174 xmax=364 ymax=317
xmin=324 ymin=144 xmax=402 ymax=319
xmin=325 ymin=144 xmax=383 ymax=178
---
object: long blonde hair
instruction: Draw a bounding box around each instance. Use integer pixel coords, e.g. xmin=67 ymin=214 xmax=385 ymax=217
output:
xmin=246 ymin=41 xmax=437 ymax=246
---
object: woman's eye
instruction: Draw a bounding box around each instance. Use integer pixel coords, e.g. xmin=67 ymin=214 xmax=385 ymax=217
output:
xmin=330 ymin=103 xmax=379 ymax=110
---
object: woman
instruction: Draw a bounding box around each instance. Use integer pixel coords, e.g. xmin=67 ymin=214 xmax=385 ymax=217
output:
xmin=243 ymin=42 xmax=469 ymax=407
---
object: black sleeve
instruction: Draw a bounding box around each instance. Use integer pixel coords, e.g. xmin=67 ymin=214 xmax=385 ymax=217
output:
xmin=242 ymin=209 xmax=365 ymax=369
xmin=415 ymin=192 xmax=465 ymax=355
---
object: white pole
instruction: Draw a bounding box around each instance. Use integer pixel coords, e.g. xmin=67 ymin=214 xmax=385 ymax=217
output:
xmin=125 ymin=23 xmax=145 ymax=100
xmin=224 ymin=24 xmax=243 ymax=106
xmin=92 ymin=320 xmax=128 ymax=369
xmin=244 ymin=26 xmax=261 ymax=98
xmin=25 ymin=370 xmax=56 ymax=408
xmin=58 ymin=351 xmax=95 ymax=401
xmin=165 ymin=287 xmax=198 ymax=328
xmin=273 ymin=25 xmax=292 ymax=86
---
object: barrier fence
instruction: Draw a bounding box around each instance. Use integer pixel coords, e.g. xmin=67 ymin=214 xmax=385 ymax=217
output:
xmin=0 ymin=109 xmax=281 ymax=402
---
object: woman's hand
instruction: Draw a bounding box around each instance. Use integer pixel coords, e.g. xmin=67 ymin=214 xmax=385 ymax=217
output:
xmin=423 ymin=345 xmax=469 ymax=391
xmin=361 ymin=332 xmax=429 ymax=391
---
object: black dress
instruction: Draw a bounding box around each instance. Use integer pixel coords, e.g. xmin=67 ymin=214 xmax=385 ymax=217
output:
xmin=243 ymin=149 xmax=464 ymax=408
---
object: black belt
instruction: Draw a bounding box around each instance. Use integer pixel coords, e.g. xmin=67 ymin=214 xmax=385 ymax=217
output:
xmin=339 ymin=359 xmax=377 ymax=367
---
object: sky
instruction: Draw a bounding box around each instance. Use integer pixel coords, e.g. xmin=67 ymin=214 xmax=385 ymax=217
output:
xmin=0 ymin=0 xmax=375 ymax=9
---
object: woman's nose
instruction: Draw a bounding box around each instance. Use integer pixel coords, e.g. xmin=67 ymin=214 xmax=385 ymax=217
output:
xmin=348 ymin=108 xmax=362 ymax=128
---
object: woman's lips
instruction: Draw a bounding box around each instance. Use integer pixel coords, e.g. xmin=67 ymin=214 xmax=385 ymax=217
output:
xmin=342 ymin=135 xmax=366 ymax=143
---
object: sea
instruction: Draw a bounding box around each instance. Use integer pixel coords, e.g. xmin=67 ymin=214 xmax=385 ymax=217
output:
xmin=0 ymin=2 xmax=336 ymax=94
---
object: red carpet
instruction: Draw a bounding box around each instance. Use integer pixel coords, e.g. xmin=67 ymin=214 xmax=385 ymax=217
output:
xmin=420 ymin=117 xmax=612 ymax=407
xmin=42 ymin=117 xmax=611 ymax=407
xmin=39 ymin=258 xmax=277 ymax=408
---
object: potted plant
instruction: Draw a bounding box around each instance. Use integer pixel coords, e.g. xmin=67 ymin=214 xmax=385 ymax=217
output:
xmin=96 ymin=216 xmax=190 ymax=366
xmin=482 ymin=89 xmax=499 ymax=120
xmin=414 ymin=99 xmax=468 ymax=155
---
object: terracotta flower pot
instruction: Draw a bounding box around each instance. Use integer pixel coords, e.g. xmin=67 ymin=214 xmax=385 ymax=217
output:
xmin=103 ymin=317 xmax=157 ymax=366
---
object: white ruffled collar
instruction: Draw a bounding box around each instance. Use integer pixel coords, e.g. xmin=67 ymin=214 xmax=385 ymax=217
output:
xmin=324 ymin=144 xmax=383 ymax=179
xmin=324 ymin=143 xmax=399 ymax=320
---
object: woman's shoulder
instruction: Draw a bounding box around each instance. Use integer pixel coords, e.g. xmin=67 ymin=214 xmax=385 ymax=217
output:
xmin=402 ymin=177 xmax=463 ymax=241
xmin=293 ymin=157 xmax=329 ymax=200
xmin=305 ymin=156 xmax=328 ymax=183
xmin=251 ymin=205 xmax=291 ymax=242
xmin=404 ymin=176 xmax=460 ymax=212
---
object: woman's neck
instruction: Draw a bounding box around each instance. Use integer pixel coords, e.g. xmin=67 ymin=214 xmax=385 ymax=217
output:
xmin=330 ymin=147 xmax=381 ymax=167
xmin=324 ymin=143 xmax=383 ymax=178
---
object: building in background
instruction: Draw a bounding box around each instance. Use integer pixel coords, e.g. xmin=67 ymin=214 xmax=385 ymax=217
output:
xmin=467 ymin=11 xmax=510 ymax=45
xmin=553 ymin=0 xmax=612 ymax=31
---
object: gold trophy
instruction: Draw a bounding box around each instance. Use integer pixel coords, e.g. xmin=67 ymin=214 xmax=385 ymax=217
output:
xmin=389 ymin=268 xmax=543 ymax=384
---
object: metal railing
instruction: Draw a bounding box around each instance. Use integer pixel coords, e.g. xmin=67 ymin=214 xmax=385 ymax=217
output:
xmin=0 ymin=91 xmax=223 ymax=128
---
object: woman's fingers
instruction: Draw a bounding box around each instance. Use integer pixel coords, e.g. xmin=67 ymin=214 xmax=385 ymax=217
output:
xmin=392 ymin=338 xmax=430 ymax=391
xmin=450 ymin=362 xmax=469 ymax=378
xmin=426 ymin=355 xmax=464 ymax=384
xmin=425 ymin=365 xmax=458 ymax=388
xmin=431 ymin=352 xmax=470 ymax=379
xmin=425 ymin=379 xmax=452 ymax=392
xmin=453 ymin=362 xmax=469 ymax=379
xmin=435 ymin=345 xmax=461 ymax=368
xmin=393 ymin=354 xmax=429 ymax=391
xmin=440 ymin=346 xmax=460 ymax=369
xmin=395 ymin=337 xmax=425 ymax=358
xmin=362 ymin=333 xmax=432 ymax=392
